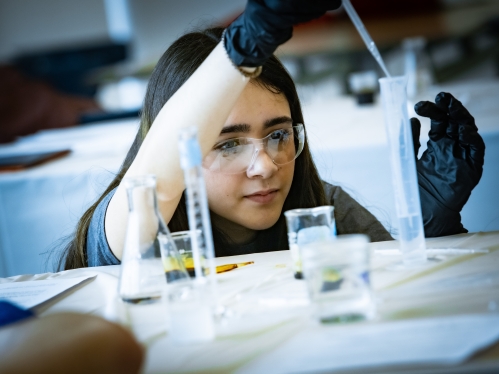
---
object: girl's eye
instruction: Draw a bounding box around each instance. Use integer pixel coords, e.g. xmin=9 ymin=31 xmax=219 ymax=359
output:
xmin=214 ymin=139 xmax=244 ymax=156
xmin=270 ymin=128 xmax=292 ymax=141
xmin=217 ymin=139 xmax=241 ymax=150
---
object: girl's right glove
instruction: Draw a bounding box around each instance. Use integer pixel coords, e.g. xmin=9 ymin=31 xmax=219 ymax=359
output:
xmin=224 ymin=0 xmax=342 ymax=67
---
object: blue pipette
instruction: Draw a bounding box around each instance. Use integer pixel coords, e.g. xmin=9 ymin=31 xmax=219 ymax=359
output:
xmin=342 ymin=0 xmax=391 ymax=78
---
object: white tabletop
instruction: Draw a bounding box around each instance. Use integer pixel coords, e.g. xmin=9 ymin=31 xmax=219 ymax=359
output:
xmin=0 ymin=119 xmax=138 ymax=277
xmin=4 ymin=232 xmax=499 ymax=373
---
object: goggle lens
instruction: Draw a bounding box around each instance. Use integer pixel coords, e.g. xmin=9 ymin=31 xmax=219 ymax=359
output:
xmin=202 ymin=124 xmax=305 ymax=174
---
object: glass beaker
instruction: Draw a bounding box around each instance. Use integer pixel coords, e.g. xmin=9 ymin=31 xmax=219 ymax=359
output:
xmin=167 ymin=230 xmax=205 ymax=277
xmin=284 ymin=206 xmax=336 ymax=279
xmin=158 ymin=233 xmax=191 ymax=283
xmin=301 ymin=234 xmax=374 ymax=323
xmin=379 ymin=76 xmax=426 ymax=266
xmin=159 ymin=230 xmax=216 ymax=342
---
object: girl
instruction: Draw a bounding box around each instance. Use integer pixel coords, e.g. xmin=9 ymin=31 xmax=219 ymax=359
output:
xmin=62 ymin=1 xmax=484 ymax=269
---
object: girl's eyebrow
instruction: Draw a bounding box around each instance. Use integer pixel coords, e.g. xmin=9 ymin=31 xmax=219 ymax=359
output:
xmin=263 ymin=116 xmax=293 ymax=129
xmin=220 ymin=116 xmax=293 ymax=135
xmin=220 ymin=123 xmax=250 ymax=134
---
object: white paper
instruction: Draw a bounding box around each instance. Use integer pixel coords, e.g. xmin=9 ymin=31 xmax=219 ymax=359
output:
xmin=237 ymin=314 xmax=499 ymax=374
xmin=0 ymin=276 xmax=95 ymax=309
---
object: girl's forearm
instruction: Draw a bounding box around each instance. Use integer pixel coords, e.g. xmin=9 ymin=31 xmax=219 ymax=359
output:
xmin=106 ymin=42 xmax=252 ymax=258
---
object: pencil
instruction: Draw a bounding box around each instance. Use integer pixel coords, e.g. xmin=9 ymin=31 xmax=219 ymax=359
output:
xmin=216 ymin=261 xmax=254 ymax=273
xmin=182 ymin=260 xmax=254 ymax=275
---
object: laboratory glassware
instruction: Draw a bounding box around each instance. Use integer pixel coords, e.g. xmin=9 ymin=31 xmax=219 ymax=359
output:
xmin=284 ymin=206 xmax=336 ymax=279
xmin=379 ymin=76 xmax=427 ymax=266
xmin=342 ymin=0 xmax=426 ymax=265
xmin=178 ymin=127 xmax=217 ymax=284
xmin=118 ymin=175 xmax=170 ymax=303
xmin=168 ymin=126 xmax=218 ymax=342
xmin=161 ymin=229 xmax=216 ymax=342
xmin=301 ymin=234 xmax=374 ymax=323
xmin=158 ymin=232 xmax=191 ymax=283
xmin=165 ymin=230 xmax=203 ymax=277
xmin=403 ymin=37 xmax=433 ymax=99
xmin=118 ymin=175 xmax=181 ymax=338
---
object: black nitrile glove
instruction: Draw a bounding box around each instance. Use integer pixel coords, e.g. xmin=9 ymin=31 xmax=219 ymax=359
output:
xmin=225 ymin=0 xmax=342 ymax=67
xmin=411 ymin=92 xmax=485 ymax=237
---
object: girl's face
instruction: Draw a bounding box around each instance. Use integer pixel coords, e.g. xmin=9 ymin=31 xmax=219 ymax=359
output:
xmin=203 ymin=83 xmax=295 ymax=234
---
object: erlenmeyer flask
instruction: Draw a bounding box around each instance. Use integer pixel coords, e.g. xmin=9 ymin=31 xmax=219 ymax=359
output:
xmin=118 ymin=175 xmax=188 ymax=303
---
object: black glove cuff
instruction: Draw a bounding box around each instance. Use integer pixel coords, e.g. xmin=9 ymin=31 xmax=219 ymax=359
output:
xmin=419 ymin=182 xmax=468 ymax=237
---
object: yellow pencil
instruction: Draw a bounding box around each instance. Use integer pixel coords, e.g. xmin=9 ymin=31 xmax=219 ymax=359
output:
xmin=216 ymin=261 xmax=254 ymax=273
xmin=181 ymin=260 xmax=254 ymax=275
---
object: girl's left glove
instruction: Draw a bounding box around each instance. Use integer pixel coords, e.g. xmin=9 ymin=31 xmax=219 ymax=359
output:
xmin=411 ymin=92 xmax=485 ymax=237
xmin=225 ymin=0 xmax=342 ymax=67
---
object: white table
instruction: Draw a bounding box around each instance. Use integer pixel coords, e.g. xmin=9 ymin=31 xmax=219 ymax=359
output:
xmin=1 ymin=80 xmax=499 ymax=277
xmin=3 ymin=232 xmax=499 ymax=373
xmin=0 ymin=119 xmax=138 ymax=277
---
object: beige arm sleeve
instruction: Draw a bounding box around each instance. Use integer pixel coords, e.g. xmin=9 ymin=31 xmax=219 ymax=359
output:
xmin=105 ymin=42 xmax=253 ymax=259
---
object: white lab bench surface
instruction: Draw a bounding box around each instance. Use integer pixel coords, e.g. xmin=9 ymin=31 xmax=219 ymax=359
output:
xmin=1 ymin=80 xmax=499 ymax=277
xmin=0 ymin=119 xmax=138 ymax=277
xmin=2 ymin=232 xmax=499 ymax=373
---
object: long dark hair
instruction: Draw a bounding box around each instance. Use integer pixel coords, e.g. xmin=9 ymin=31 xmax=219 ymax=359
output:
xmin=61 ymin=27 xmax=327 ymax=270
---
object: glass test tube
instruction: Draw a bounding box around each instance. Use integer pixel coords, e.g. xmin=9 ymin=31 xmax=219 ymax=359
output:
xmin=178 ymin=127 xmax=217 ymax=285
xmin=379 ymin=77 xmax=427 ymax=266
xmin=165 ymin=127 xmax=218 ymax=343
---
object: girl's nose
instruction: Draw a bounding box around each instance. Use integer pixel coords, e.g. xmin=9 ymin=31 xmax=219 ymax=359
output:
xmin=246 ymin=147 xmax=278 ymax=179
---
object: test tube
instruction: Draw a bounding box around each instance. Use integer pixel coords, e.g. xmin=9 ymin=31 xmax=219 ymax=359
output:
xmin=178 ymin=127 xmax=217 ymax=285
xmin=168 ymin=127 xmax=218 ymax=342
xmin=379 ymin=77 xmax=427 ymax=266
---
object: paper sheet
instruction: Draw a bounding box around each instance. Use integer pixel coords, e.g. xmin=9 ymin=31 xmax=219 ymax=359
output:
xmin=237 ymin=314 xmax=499 ymax=373
xmin=0 ymin=276 xmax=95 ymax=310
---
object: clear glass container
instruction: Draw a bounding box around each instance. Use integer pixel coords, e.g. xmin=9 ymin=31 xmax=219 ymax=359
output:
xmin=167 ymin=127 xmax=217 ymax=342
xmin=118 ymin=175 xmax=187 ymax=303
xmin=379 ymin=77 xmax=427 ymax=266
xmin=166 ymin=230 xmax=204 ymax=278
xmin=178 ymin=127 xmax=217 ymax=283
xmin=403 ymin=37 xmax=433 ymax=99
xmin=284 ymin=206 xmax=336 ymax=279
xmin=301 ymin=234 xmax=374 ymax=323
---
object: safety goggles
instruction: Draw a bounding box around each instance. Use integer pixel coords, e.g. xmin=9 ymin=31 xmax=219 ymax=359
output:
xmin=202 ymin=124 xmax=305 ymax=174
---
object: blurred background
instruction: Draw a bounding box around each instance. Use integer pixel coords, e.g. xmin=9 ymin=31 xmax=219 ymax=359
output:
xmin=1 ymin=0 xmax=498 ymax=276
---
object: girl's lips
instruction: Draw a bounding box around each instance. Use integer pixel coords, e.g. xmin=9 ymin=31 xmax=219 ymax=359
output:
xmin=244 ymin=190 xmax=278 ymax=204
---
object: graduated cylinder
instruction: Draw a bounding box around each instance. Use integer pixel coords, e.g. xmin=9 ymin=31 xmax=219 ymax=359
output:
xmin=379 ymin=77 xmax=426 ymax=266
